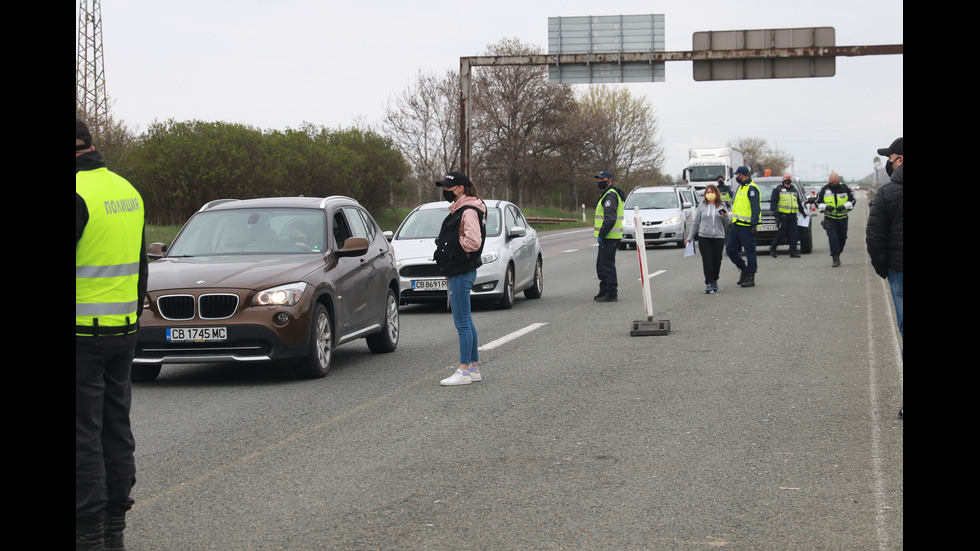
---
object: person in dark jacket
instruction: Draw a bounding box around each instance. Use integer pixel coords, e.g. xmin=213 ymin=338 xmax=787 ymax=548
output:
xmin=593 ymin=170 xmax=625 ymax=302
xmin=816 ymin=172 xmax=855 ymax=267
xmin=434 ymin=172 xmax=487 ymax=386
xmin=867 ymin=137 xmax=903 ymax=418
xmin=768 ymin=173 xmax=807 ymax=258
xmin=77 ymin=119 xmax=148 ymax=550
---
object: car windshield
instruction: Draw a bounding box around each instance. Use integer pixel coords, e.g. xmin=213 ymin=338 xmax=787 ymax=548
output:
xmin=625 ymin=191 xmax=679 ymax=210
xmin=396 ymin=206 xmax=502 ymax=239
xmin=687 ymin=165 xmax=725 ymax=182
xmin=168 ymin=208 xmax=327 ymax=256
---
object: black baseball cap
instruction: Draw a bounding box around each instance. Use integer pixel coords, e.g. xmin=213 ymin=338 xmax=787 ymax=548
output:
xmin=435 ymin=171 xmax=471 ymax=188
xmin=877 ymin=137 xmax=903 ymax=157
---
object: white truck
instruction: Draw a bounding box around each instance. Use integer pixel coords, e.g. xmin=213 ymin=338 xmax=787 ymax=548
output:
xmin=683 ymin=147 xmax=745 ymax=188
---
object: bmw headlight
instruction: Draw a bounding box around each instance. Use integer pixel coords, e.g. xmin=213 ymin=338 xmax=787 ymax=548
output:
xmin=253 ymin=282 xmax=308 ymax=306
xmin=481 ymin=250 xmax=499 ymax=264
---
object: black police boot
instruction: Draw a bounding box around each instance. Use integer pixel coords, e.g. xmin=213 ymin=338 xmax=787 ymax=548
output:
xmin=105 ymin=514 xmax=127 ymax=551
xmin=769 ymin=244 xmax=777 ymax=257
xmin=740 ymin=272 xmax=755 ymax=288
xmin=736 ymin=268 xmax=747 ymax=286
xmin=76 ymin=515 xmax=106 ymax=551
xmin=832 ymin=255 xmax=841 ymax=267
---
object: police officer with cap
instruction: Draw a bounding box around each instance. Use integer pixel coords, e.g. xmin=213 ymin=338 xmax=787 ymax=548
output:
xmin=725 ymin=166 xmax=761 ymax=287
xmin=593 ymin=170 xmax=625 ymax=301
xmin=716 ymin=175 xmax=733 ymax=206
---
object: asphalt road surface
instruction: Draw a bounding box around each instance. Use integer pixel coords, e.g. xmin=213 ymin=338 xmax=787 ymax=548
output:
xmin=126 ymin=196 xmax=903 ymax=550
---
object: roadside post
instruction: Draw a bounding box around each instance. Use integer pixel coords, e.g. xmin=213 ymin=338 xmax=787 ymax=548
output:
xmin=630 ymin=206 xmax=670 ymax=336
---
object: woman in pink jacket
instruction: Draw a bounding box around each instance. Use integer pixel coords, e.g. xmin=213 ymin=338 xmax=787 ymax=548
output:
xmin=433 ymin=172 xmax=487 ymax=386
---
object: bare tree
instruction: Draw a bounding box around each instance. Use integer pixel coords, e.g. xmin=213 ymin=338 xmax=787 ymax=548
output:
xmin=382 ymin=69 xmax=460 ymax=202
xmin=471 ymin=38 xmax=576 ymax=204
xmin=728 ymin=137 xmax=793 ymax=176
xmin=577 ymin=85 xmax=665 ymax=187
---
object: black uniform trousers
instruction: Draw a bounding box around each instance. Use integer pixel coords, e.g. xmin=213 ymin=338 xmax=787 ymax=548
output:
xmin=824 ymin=217 xmax=848 ymax=256
xmin=596 ymin=239 xmax=619 ymax=298
xmin=76 ymin=333 xmax=137 ymax=519
xmin=772 ymin=213 xmax=799 ymax=252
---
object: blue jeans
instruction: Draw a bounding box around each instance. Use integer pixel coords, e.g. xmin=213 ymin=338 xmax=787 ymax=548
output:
xmin=888 ymin=270 xmax=903 ymax=351
xmin=448 ymin=270 xmax=479 ymax=365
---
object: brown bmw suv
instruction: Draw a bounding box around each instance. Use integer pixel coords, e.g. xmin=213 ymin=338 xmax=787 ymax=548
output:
xmin=134 ymin=196 xmax=400 ymax=381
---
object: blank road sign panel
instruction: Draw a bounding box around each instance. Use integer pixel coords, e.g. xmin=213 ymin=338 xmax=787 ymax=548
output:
xmin=692 ymin=27 xmax=836 ymax=81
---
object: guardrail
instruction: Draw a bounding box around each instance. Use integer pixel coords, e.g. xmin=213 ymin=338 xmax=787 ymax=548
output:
xmin=525 ymin=217 xmax=578 ymax=224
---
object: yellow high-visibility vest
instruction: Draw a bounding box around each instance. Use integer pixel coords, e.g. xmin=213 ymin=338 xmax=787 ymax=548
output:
xmin=594 ymin=187 xmax=624 ymax=239
xmin=731 ymin=180 xmax=759 ymax=227
xmin=76 ymin=167 xmax=145 ymax=335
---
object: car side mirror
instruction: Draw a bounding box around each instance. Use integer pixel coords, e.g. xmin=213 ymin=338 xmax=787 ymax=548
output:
xmin=507 ymin=226 xmax=527 ymax=239
xmin=147 ymin=242 xmax=168 ymax=261
xmin=383 ymin=230 xmax=393 ymax=242
xmin=336 ymin=237 xmax=369 ymax=257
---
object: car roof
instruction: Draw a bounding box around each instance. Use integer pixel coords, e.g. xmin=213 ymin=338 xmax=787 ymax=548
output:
xmin=752 ymin=176 xmax=797 ymax=184
xmin=630 ymin=186 xmax=681 ymax=193
xmin=200 ymin=196 xmax=362 ymax=212
xmin=414 ymin=199 xmax=510 ymax=211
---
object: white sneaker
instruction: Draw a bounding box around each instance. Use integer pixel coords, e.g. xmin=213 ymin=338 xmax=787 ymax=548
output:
xmin=468 ymin=371 xmax=482 ymax=382
xmin=440 ymin=369 xmax=471 ymax=386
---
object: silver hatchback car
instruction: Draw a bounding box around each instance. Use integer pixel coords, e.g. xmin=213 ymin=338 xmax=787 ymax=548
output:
xmin=620 ymin=185 xmax=696 ymax=249
xmin=391 ymin=200 xmax=543 ymax=309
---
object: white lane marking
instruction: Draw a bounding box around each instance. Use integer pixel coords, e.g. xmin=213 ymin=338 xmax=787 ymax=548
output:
xmin=479 ymin=322 xmax=548 ymax=351
xmin=639 ymin=269 xmax=667 ymax=281
xmin=865 ymin=262 xmax=903 ymax=551
xmin=540 ymin=229 xmax=592 ymax=238
xmin=561 ymin=249 xmax=579 ymax=253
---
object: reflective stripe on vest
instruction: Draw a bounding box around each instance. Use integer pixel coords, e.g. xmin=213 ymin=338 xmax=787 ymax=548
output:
xmin=777 ymin=189 xmax=798 ymax=214
xmin=731 ymin=180 xmax=759 ymax=226
xmin=76 ymin=167 xmax=145 ymax=334
xmin=821 ymin=188 xmax=850 ymax=219
xmin=594 ymin=188 xmax=624 ymax=239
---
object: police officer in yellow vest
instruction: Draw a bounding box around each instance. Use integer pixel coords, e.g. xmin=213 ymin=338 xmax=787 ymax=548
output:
xmin=768 ymin=173 xmax=806 ymax=258
xmin=76 ymin=119 xmax=148 ymax=551
xmin=593 ymin=170 xmax=625 ymax=302
xmin=716 ymin=175 xmax=733 ymax=206
xmin=816 ymin=172 xmax=855 ymax=267
xmin=725 ymin=166 xmax=761 ymax=288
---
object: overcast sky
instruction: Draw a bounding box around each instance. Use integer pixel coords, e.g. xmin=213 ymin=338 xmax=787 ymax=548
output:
xmin=88 ymin=0 xmax=903 ymax=182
